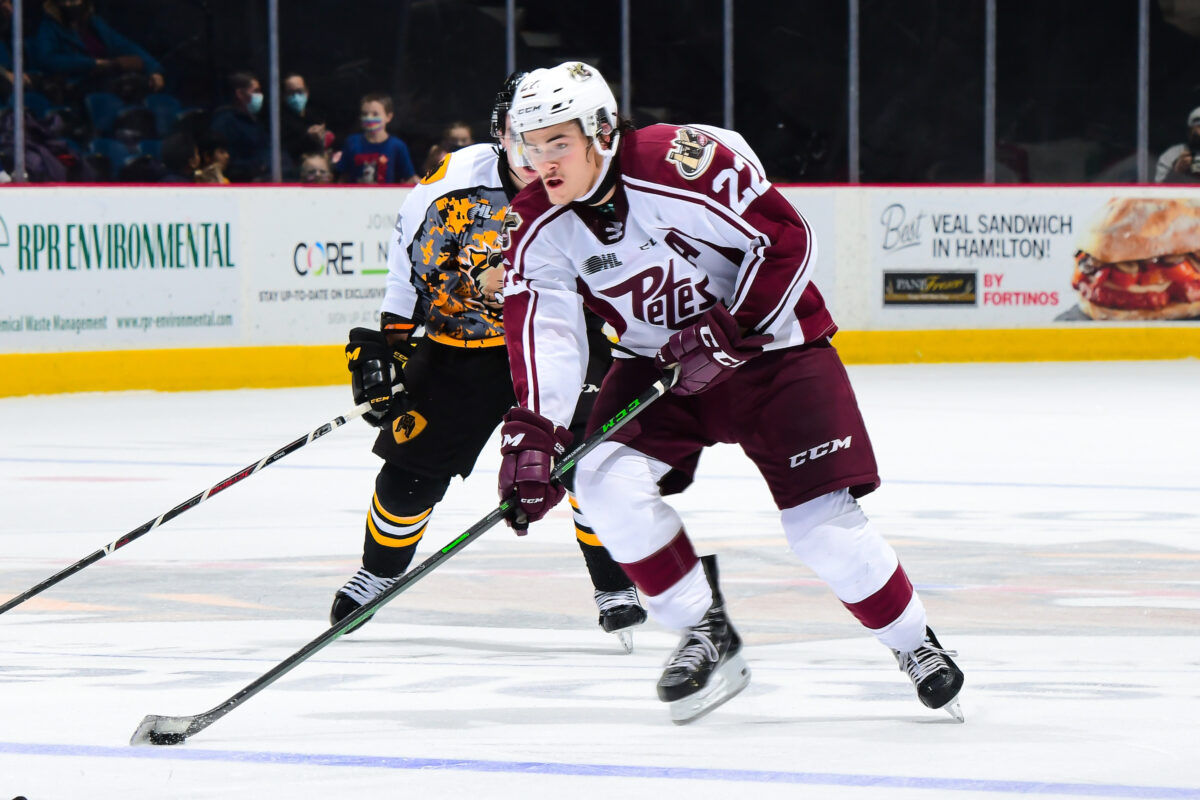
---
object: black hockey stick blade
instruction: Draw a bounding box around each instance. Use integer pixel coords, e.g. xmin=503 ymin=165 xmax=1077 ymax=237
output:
xmin=130 ymin=366 xmax=678 ymax=746
xmin=0 ymin=388 xmax=396 ymax=617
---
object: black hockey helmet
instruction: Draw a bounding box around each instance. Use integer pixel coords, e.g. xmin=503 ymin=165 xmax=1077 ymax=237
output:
xmin=490 ymin=70 xmax=528 ymax=141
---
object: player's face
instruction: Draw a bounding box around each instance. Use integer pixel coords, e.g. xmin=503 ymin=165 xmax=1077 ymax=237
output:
xmin=501 ymin=116 xmax=540 ymax=189
xmin=520 ymin=121 xmax=603 ymax=205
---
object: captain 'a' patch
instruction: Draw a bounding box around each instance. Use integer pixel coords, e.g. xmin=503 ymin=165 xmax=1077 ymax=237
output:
xmin=391 ymin=410 xmax=428 ymax=443
xmin=667 ymin=127 xmax=716 ymax=179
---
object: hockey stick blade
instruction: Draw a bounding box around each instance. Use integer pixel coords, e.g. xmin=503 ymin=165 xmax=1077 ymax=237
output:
xmin=130 ymin=714 xmax=203 ymax=746
xmin=0 ymin=388 xmax=397 ymax=617
xmin=130 ymin=367 xmax=678 ymax=746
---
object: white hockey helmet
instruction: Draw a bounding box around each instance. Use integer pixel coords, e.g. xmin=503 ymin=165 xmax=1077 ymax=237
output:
xmin=507 ymin=61 xmax=618 ymax=142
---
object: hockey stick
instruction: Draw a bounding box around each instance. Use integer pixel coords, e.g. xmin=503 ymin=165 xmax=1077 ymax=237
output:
xmin=0 ymin=389 xmax=396 ymax=616
xmin=130 ymin=365 xmax=680 ymax=746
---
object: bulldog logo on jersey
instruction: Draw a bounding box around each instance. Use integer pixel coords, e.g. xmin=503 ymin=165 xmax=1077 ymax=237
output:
xmin=667 ymin=128 xmax=716 ymax=179
xmin=392 ymin=410 xmax=428 ymax=444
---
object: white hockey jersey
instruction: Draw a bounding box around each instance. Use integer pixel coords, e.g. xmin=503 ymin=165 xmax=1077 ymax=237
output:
xmin=502 ymin=123 xmax=834 ymax=427
xmin=381 ymin=142 xmax=513 ymax=346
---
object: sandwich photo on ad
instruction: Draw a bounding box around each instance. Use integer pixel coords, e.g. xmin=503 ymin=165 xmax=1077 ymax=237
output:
xmin=1071 ymin=198 xmax=1200 ymax=320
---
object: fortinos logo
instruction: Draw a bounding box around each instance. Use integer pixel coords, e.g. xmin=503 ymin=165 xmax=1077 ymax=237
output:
xmin=392 ymin=410 xmax=428 ymax=443
xmin=667 ymin=128 xmax=716 ymax=179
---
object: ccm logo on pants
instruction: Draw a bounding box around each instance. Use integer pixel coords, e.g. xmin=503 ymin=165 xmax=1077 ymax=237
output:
xmin=789 ymin=436 xmax=852 ymax=468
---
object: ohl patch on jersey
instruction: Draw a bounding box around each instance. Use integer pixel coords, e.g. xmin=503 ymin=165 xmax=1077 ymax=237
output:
xmin=667 ymin=128 xmax=716 ymax=180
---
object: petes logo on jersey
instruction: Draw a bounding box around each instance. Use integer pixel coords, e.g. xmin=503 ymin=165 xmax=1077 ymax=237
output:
xmin=599 ymin=260 xmax=718 ymax=328
xmin=667 ymin=128 xmax=716 ymax=179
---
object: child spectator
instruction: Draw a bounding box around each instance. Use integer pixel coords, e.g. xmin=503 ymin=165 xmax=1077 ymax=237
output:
xmin=421 ymin=120 xmax=473 ymax=176
xmin=195 ymin=131 xmax=230 ymax=184
xmin=335 ymin=92 xmax=417 ymax=184
xmin=298 ymin=151 xmax=333 ymax=184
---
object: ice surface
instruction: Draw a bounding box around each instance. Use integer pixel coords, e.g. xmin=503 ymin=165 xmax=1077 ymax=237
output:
xmin=1 ymin=360 xmax=1198 ymax=799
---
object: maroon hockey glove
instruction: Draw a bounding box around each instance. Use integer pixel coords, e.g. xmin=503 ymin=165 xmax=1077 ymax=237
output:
xmin=655 ymin=304 xmax=772 ymax=396
xmin=497 ymin=407 xmax=573 ymax=534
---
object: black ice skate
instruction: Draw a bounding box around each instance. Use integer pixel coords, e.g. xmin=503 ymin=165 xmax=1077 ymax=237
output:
xmin=594 ymin=587 xmax=647 ymax=653
xmin=893 ymin=626 xmax=965 ymax=722
xmin=329 ymin=567 xmax=397 ymax=633
xmin=656 ymin=555 xmax=751 ymax=724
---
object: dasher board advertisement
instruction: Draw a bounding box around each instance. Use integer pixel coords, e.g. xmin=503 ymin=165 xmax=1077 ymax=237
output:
xmin=868 ymin=190 xmax=1200 ymax=328
xmin=0 ymin=189 xmax=241 ymax=352
xmin=243 ymin=189 xmax=404 ymax=344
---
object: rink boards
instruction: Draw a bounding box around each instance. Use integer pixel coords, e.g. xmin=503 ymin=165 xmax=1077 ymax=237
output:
xmin=1 ymin=184 xmax=1198 ymax=396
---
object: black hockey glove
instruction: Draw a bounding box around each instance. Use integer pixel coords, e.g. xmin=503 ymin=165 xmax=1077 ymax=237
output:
xmin=346 ymin=327 xmax=413 ymax=427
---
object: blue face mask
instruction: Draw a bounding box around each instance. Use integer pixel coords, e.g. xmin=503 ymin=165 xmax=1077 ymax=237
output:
xmin=248 ymin=92 xmax=264 ymax=115
xmin=286 ymin=92 xmax=308 ymax=114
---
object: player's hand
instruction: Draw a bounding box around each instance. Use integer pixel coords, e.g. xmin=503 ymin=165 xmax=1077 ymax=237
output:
xmin=346 ymin=327 xmax=409 ymax=427
xmin=655 ymin=304 xmax=772 ymax=396
xmin=497 ymin=408 xmax=573 ymax=534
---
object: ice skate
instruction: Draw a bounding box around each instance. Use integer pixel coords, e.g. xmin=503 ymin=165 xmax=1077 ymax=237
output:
xmin=594 ymin=587 xmax=647 ymax=653
xmin=329 ymin=567 xmax=397 ymax=633
xmin=894 ymin=626 xmax=965 ymax=722
xmin=656 ymin=555 xmax=750 ymax=724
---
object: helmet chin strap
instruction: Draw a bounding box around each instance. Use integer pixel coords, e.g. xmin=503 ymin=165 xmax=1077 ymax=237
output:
xmin=574 ymin=132 xmax=621 ymax=205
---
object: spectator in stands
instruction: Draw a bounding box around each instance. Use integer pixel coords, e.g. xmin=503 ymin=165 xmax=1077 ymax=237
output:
xmin=1 ymin=0 xmax=34 ymax=98
xmin=33 ymin=0 xmax=164 ymax=102
xmin=421 ymin=120 xmax=473 ymax=176
xmin=298 ymin=151 xmax=334 ymax=184
xmin=1155 ymin=106 xmax=1200 ymax=183
xmin=335 ymin=92 xmax=417 ymax=184
xmin=207 ymin=71 xmax=271 ymax=182
xmin=160 ymin=130 xmax=199 ymax=183
xmin=195 ymin=130 xmax=230 ymax=184
xmin=281 ymin=72 xmax=331 ymax=163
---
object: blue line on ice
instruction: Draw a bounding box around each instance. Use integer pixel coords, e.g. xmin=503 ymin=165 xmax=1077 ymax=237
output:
xmin=2 ymin=456 xmax=1198 ymax=493
xmin=0 ymin=741 xmax=1197 ymax=797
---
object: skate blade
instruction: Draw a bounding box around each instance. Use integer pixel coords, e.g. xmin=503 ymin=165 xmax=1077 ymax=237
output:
xmin=668 ymin=654 xmax=751 ymax=725
xmin=130 ymin=714 xmax=193 ymax=746
xmin=942 ymin=697 xmax=965 ymax=723
xmin=615 ymin=630 xmax=634 ymax=654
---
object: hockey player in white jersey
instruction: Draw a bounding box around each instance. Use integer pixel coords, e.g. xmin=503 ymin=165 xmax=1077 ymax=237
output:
xmin=498 ymin=61 xmax=964 ymax=723
xmin=335 ymin=74 xmax=646 ymax=649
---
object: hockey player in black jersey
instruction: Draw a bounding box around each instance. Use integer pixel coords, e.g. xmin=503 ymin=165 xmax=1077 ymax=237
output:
xmin=333 ymin=74 xmax=647 ymax=650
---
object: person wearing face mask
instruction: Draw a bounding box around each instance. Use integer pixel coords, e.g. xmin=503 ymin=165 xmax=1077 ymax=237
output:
xmin=207 ymin=70 xmax=275 ymax=182
xmin=281 ymin=72 xmax=331 ymax=165
xmin=334 ymin=92 xmax=418 ymax=184
xmin=1155 ymin=106 xmax=1200 ymax=183
xmin=32 ymin=0 xmax=164 ymax=100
